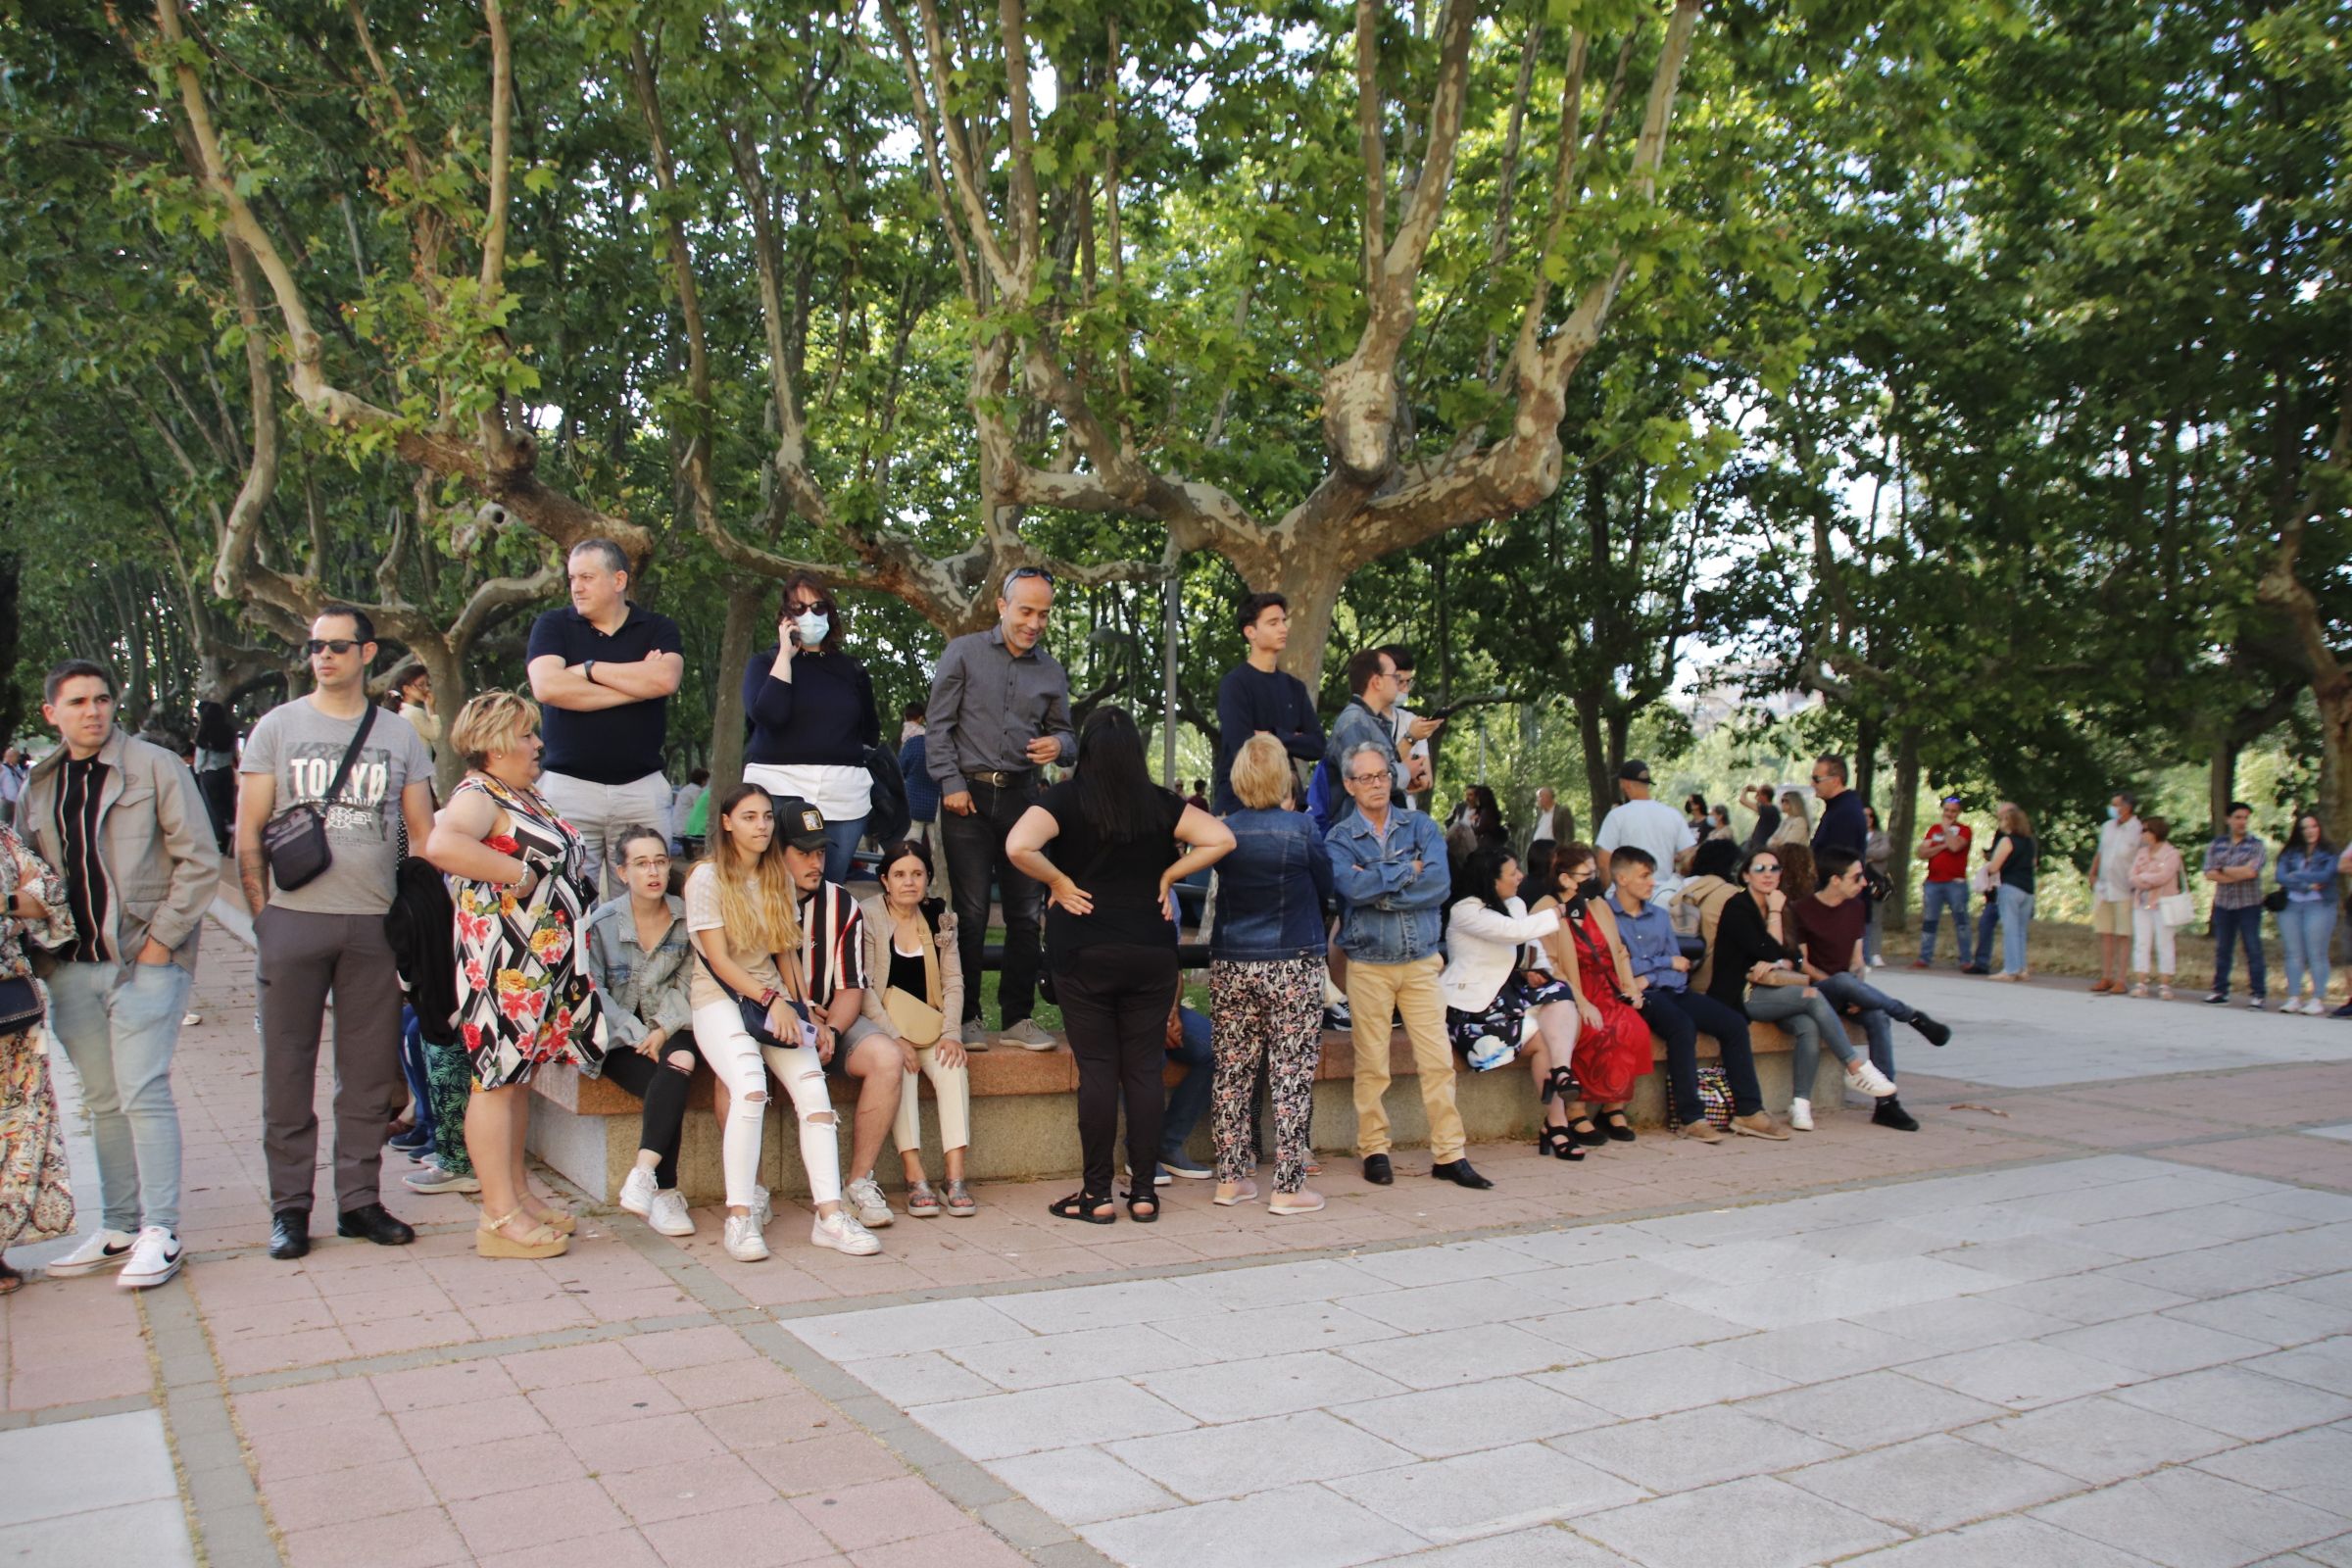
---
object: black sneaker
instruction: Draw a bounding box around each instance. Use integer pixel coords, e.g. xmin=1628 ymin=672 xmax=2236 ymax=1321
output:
xmin=1872 ymin=1097 xmax=1920 ymax=1132
xmin=1911 ymin=1013 xmax=1952 ymax=1048
xmin=2249 ymin=998 xmax=2267 ymax=1011
xmin=2204 ymin=991 xmax=2229 ymax=1005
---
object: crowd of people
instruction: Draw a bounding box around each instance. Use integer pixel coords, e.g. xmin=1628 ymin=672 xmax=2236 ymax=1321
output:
xmin=0 ymin=543 xmax=2328 ymax=1292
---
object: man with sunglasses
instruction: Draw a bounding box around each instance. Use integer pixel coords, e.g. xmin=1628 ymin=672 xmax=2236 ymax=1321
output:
xmin=237 ymin=607 xmax=437 ymax=1259
xmin=926 ymin=565 xmax=1075 ymax=1052
xmin=526 ymin=538 xmax=685 ymax=897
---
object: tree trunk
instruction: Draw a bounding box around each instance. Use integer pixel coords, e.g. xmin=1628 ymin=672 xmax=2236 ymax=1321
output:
xmin=2209 ymin=741 xmax=2238 ymax=836
xmin=709 ymin=582 xmax=763 ymax=796
xmin=2315 ymin=677 xmax=2352 ymax=849
xmin=414 ymin=636 xmax=470 ymax=798
xmin=1577 ymin=694 xmax=1611 ymax=832
xmin=1886 ymin=727 xmax=1920 ymax=935
xmin=1854 ymin=713 xmax=1880 ymax=813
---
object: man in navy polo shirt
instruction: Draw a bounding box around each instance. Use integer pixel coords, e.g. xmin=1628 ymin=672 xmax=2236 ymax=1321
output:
xmin=526 ymin=538 xmax=684 ymax=894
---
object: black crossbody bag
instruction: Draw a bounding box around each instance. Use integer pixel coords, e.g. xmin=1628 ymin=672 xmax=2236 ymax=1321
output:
xmin=261 ymin=705 xmax=377 ymax=892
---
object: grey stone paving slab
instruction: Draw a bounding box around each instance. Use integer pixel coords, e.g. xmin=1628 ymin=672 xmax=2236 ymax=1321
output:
xmin=1704 ymin=1319 xmax=1923 ymax=1384
xmin=1330 ymin=1376 xmax=1614 ymax=1457
xmin=947 ymin=1323 xmax=1212 ymax=1392
xmin=2194 ymin=1425 xmax=2352 ymax=1518
xmin=1952 ymin=1394 xmax=2236 ymax=1485
xmin=1324 ymin=1441 xmax=1646 ymax=1542
xmin=840 ymin=1348 xmax=1003 ymax=1405
xmin=2108 ymin=1364 xmax=2352 ymax=1442
xmin=1734 ymin=1370 xmax=2010 ymax=1450
xmin=2306 ymin=1534 xmax=2352 ymax=1568
xmin=1929 ymin=1233 xmax=2132 ymax=1283
xmin=781 ymin=1295 xmax=1030 ymax=1361
xmin=911 ymin=1377 xmax=1197 ymax=1460
xmin=1839 ymin=1294 xmax=2074 ymax=1354
xmin=0 ymin=1498 xmax=198 ymax=1568
xmin=2306 ymin=1123 xmax=2352 ymax=1142
xmin=0 ymin=1409 xmax=180 ymax=1527
xmin=1783 ymin=1432 xmax=2085 ymax=1533
xmin=1336 ymin=1323 xmax=1578 ymax=1392
xmin=1105 ymin=1409 xmax=1416 ymax=1501
xmin=1669 ymin=1256 xmax=2006 ymax=1332
xmin=1345 ymin=1241 xmax=1548 ymax=1289
xmin=2042 ymin=1313 xmax=2275 ymax=1377
xmin=1977 ymin=1271 xmax=2198 ymax=1326
xmin=1570 ymin=1474 xmax=1905 ymax=1568
xmin=1532 ymin=1343 xmax=1795 ymax=1420
xmin=1839 ymin=1514 xmax=2160 ymax=1567
xmin=1491 ymin=1224 xmax=1688 ymax=1268
xmin=2104 ymin=1239 xmax=2321 ymax=1298
xmin=1360 ymin=1525 xmax=1633 ymax=1566
xmin=1155 ymin=1298 xmax=1406 ymax=1359
xmin=1521 ymin=1300 xmax=1750 ymax=1360
xmin=1545 ymin=1405 xmax=1844 ymax=1494
xmin=2165 ymin=1292 xmax=2352 ymax=1350
xmin=1131 ymin=1351 xmax=1411 ymax=1425
xmin=2241 ymin=1338 xmax=2352 ymax=1397
xmin=989 ymin=1278 xmax=1200 ymax=1335
xmin=1169 ymin=1258 xmax=1396 ymax=1312
xmin=1901 ymin=1340 xmax=2144 ymax=1410
xmin=984 ymin=1446 xmax=1183 ymax=1527
xmin=2030 ymin=1466 xmax=2346 ymax=1568
xmin=1346 ymin=1278 xmax=1569 ymax=1334
xmin=1508 ymin=1256 xmax=1705 ymax=1310
xmin=1078 ymin=1483 xmax=1425 ymax=1568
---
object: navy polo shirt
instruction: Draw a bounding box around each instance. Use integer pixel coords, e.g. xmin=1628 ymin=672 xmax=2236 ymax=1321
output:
xmin=526 ymin=604 xmax=684 ymax=784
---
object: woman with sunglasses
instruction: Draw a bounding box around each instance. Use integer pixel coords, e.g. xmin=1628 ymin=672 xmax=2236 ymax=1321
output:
xmin=743 ymin=571 xmax=881 ymax=886
xmin=1705 ymin=847 xmax=1894 ymax=1130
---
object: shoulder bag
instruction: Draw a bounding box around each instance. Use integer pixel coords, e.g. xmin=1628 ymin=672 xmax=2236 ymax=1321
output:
xmin=697 ymin=946 xmax=816 ymax=1053
xmin=2158 ymin=862 xmax=2197 ymax=928
xmin=261 ymin=704 xmax=377 ymax=892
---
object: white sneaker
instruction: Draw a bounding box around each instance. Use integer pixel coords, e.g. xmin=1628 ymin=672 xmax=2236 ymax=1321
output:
xmin=45 ymin=1228 xmax=136 ymax=1278
xmin=617 ymin=1165 xmax=659 ymax=1218
xmin=1846 ymin=1061 xmax=1898 ymax=1098
xmin=118 ymin=1226 xmax=183 ymax=1290
xmin=1788 ymin=1098 xmax=1814 ymax=1132
xmin=752 ymin=1184 xmax=774 ymax=1229
xmin=844 ymin=1177 xmax=894 ymax=1228
xmin=811 ymin=1208 xmax=882 ymax=1255
xmin=1868 ymin=956 xmax=1885 ymax=969
xmin=647 ymin=1190 xmax=695 ymax=1238
xmin=722 ymin=1212 xmax=770 ymax=1261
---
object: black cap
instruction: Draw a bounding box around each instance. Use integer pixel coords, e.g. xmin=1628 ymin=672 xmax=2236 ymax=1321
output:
xmin=1618 ymin=759 xmax=1653 ymax=783
xmin=768 ymin=795 xmax=830 ymax=852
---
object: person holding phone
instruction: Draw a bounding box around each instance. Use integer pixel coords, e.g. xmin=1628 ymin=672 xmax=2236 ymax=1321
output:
xmin=742 ymin=572 xmax=881 ymax=887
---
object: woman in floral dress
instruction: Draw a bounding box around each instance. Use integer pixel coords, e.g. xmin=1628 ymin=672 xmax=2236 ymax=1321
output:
xmin=424 ymin=692 xmax=606 ymax=1259
xmin=0 ymin=823 xmax=75 ymax=1293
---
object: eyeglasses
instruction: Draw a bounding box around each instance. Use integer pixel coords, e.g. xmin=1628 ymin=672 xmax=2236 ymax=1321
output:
xmin=625 ymin=855 xmax=672 ymax=870
xmin=1348 ymin=771 xmax=1390 ymax=785
xmin=305 ymin=639 xmax=362 ymax=657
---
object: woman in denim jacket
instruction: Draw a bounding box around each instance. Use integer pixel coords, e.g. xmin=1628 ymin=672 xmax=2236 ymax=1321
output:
xmin=2276 ymin=812 xmax=2338 ymax=1014
xmin=580 ymin=825 xmax=704 ymax=1238
xmin=1207 ymin=736 xmax=1334 ymax=1215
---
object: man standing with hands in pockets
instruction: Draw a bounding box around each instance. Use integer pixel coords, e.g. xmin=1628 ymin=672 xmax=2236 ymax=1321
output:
xmin=927 ymin=567 xmax=1076 ymax=1051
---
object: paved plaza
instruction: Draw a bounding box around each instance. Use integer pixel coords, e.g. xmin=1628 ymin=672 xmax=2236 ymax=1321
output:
xmin=5 ymin=916 xmax=2352 ymax=1567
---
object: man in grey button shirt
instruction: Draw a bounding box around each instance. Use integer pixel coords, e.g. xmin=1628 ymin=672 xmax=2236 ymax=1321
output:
xmin=926 ymin=567 xmax=1075 ymax=1051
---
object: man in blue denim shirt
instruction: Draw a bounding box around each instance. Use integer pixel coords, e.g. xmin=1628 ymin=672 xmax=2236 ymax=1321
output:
xmin=1327 ymin=742 xmax=1490 ymax=1189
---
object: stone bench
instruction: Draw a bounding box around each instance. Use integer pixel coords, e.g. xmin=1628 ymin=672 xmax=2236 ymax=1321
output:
xmin=526 ymin=1014 xmax=1856 ymax=1205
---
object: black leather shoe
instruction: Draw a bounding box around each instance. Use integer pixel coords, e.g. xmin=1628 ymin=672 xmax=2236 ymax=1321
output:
xmin=269 ymin=1212 xmax=311 ymax=1260
xmin=1912 ymin=1013 xmax=1953 ymax=1048
xmin=336 ymin=1203 xmax=416 ymax=1247
xmin=1431 ymin=1158 xmax=1494 ymax=1190
xmin=1362 ymin=1153 xmax=1394 ymax=1186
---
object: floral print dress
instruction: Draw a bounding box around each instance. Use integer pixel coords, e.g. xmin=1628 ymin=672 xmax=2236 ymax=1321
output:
xmin=0 ymin=824 xmax=76 ymax=1252
xmin=449 ymin=775 xmax=607 ymax=1089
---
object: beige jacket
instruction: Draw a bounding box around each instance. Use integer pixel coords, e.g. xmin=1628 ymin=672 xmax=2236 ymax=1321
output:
xmin=856 ymin=895 xmax=964 ymax=1044
xmin=21 ymin=725 xmax=221 ymax=974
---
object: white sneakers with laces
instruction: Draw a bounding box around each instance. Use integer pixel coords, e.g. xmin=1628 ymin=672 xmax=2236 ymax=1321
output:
xmin=844 ymin=1177 xmax=894 ymax=1229
xmin=722 ymin=1212 xmax=770 ymax=1262
xmin=620 ymin=1167 xmax=696 ymax=1237
xmin=811 ymin=1208 xmax=881 ymax=1255
xmin=1788 ymin=1098 xmax=1815 ymax=1132
xmin=118 ymin=1226 xmax=183 ymax=1290
xmin=44 ymin=1229 xmax=136 ymax=1278
xmin=647 ymin=1191 xmax=694 ymax=1237
xmin=1845 ymin=1060 xmax=1898 ymax=1098
xmin=617 ymin=1165 xmax=659 ymax=1218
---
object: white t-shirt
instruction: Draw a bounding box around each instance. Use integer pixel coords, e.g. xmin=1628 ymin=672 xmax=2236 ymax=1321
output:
xmin=1595 ymin=798 xmax=1697 ymax=891
xmin=2094 ymin=815 xmax=2145 ymax=903
xmin=1531 ymin=807 xmax=1556 ymax=844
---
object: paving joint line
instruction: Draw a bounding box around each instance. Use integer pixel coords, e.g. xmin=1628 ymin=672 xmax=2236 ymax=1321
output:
xmin=220 ymin=1309 xmax=720 ymax=1396
xmin=0 ymin=1391 xmax=156 ymax=1431
xmin=139 ymin=1277 xmax=285 ymax=1568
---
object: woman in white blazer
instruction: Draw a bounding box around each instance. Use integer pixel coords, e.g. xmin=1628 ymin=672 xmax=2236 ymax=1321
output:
xmin=1442 ymin=845 xmax=1585 ymax=1162
xmin=858 ymin=841 xmax=976 ymax=1217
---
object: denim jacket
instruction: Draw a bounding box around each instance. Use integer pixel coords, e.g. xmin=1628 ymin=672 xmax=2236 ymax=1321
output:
xmin=581 ymin=894 xmax=694 ymax=1049
xmin=1326 ymin=807 xmax=1450 ymax=963
xmin=1212 ymin=808 xmax=1334 ymax=963
xmin=2277 ymin=845 xmax=2339 ymax=905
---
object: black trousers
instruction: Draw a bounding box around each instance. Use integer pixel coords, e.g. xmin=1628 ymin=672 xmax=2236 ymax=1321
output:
xmin=1643 ymin=988 xmax=1765 ymax=1122
xmin=940 ymin=776 xmax=1046 ymax=1027
xmin=1056 ymin=943 xmax=1179 ymax=1198
xmin=596 ymin=1035 xmax=703 ymax=1191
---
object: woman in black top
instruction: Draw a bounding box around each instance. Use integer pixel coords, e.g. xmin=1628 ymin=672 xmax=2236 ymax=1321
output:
xmin=1005 ymin=707 xmax=1234 ymax=1223
xmin=1987 ymin=804 xmax=2039 ymax=981
xmin=1706 ymin=848 xmax=1893 ymax=1130
xmin=742 ymin=572 xmax=881 ymax=885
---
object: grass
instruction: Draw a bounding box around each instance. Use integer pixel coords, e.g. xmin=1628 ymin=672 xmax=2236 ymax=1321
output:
xmin=1898 ymin=913 xmax=2298 ymax=995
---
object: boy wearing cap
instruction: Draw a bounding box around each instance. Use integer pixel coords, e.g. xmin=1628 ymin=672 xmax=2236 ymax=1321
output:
xmin=772 ymin=796 xmax=910 ymax=1230
xmin=1595 ymin=760 xmax=1697 ymax=894
xmin=1912 ymin=796 xmax=1973 ymax=968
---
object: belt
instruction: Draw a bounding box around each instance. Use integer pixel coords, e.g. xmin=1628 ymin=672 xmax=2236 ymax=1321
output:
xmin=966 ymin=768 xmax=1032 ymax=790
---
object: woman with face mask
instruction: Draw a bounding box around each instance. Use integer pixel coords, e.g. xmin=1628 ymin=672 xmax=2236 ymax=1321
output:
xmin=1530 ymin=843 xmax=1652 ymax=1147
xmin=742 ymin=572 xmax=882 ymax=885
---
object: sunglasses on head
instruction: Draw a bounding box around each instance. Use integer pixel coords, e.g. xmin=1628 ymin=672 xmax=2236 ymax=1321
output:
xmin=1005 ymin=565 xmax=1055 ymax=589
xmin=306 ymin=638 xmax=362 ymax=657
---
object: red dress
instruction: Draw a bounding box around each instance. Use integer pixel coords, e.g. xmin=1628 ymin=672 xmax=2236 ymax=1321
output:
xmin=1564 ymin=903 xmax=1653 ymax=1103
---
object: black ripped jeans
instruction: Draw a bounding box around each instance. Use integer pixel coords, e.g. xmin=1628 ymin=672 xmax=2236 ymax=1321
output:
xmin=598 ymin=1034 xmax=704 ymax=1191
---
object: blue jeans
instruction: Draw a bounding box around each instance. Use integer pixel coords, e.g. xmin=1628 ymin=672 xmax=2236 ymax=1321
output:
xmin=1997 ymin=885 xmax=2035 ymax=975
xmin=393 ymin=1006 xmax=433 ymax=1152
xmin=2212 ymin=905 xmax=2268 ymax=1000
xmin=1918 ymin=881 xmax=1970 ymax=964
xmin=1817 ymin=971 xmax=1915 ymax=1082
xmin=1163 ymin=1005 xmax=1215 ymax=1157
xmin=45 ymin=960 xmax=191 ymax=1233
xmin=822 ymin=814 xmax=867 ymax=886
xmin=2278 ymin=900 xmax=2336 ymax=1000
xmin=1971 ymin=896 xmax=2001 ymax=969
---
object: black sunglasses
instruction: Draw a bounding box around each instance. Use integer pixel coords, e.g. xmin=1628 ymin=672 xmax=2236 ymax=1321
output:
xmin=1004 ymin=565 xmax=1055 ymax=589
xmin=305 ymin=638 xmax=363 ymax=657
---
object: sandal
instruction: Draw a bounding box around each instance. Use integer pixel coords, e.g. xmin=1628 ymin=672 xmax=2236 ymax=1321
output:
xmin=944 ymin=1180 xmax=976 ymax=1216
xmin=1212 ymin=1179 xmax=1259 ymax=1206
xmin=1538 ymin=1126 xmax=1586 ymax=1162
xmin=906 ymin=1182 xmax=941 ymax=1218
xmin=1048 ymin=1191 xmax=1115 ymax=1225
xmin=476 ymin=1207 xmax=568 ymax=1259
xmin=0 ymin=1260 xmax=22 ymax=1297
xmin=528 ymin=1206 xmax=577 ymax=1235
xmin=1124 ymin=1189 xmax=1159 ymax=1223
xmin=1598 ymin=1108 xmax=1637 ymax=1144
xmin=1540 ymin=1066 xmax=1575 ymax=1104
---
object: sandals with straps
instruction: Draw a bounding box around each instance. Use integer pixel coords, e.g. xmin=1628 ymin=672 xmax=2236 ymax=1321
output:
xmin=476 ymin=1207 xmax=568 ymax=1259
xmin=1049 ymin=1191 xmax=1115 ymax=1225
xmin=1124 ymin=1189 xmax=1159 ymax=1223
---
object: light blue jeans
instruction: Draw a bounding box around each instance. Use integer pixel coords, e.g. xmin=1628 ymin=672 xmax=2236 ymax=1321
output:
xmin=45 ymin=959 xmax=191 ymax=1234
xmin=1997 ymin=885 xmax=2035 ymax=976
xmin=822 ymin=815 xmax=867 ymax=887
xmin=1918 ymin=880 xmax=1971 ymax=964
xmin=1744 ymin=983 xmax=1858 ymax=1102
xmin=2278 ymin=898 xmax=2337 ymax=1002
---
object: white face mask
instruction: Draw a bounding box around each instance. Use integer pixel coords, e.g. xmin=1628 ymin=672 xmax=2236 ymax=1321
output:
xmin=793 ymin=611 xmax=830 ymax=646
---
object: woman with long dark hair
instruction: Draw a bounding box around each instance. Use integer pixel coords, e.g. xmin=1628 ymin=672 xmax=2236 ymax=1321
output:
xmin=193 ymin=700 xmax=239 ymax=854
xmin=742 ymin=572 xmax=881 ymax=885
xmin=1441 ymin=846 xmax=1584 ymax=1162
xmin=1005 ymin=707 xmax=1233 ymax=1223
xmin=858 ymin=840 xmax=977 ymax=1215
xmin=2277 ymin=810 xmax=2338 ymax=1013
xmin=1529 ymin=845 xmax=1650 ymax=1145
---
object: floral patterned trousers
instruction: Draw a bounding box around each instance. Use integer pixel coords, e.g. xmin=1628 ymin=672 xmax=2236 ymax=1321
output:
xmin=1208 ymin=956 xmax=1325 ymax=1194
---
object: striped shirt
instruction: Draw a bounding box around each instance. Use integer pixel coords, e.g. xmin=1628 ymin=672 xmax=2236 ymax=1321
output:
xmin=798 ymin=880 xmax=869 ymax=1008
xmin=57 ymin=757 xmax=110 ymax=963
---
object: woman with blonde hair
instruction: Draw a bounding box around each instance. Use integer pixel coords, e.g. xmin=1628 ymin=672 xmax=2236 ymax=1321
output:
xmin=686 ymin=784 xmax=879 ymax=1260
xmin=425 ymin=691 xmax=607 ymax=1259
xmin=1770 ymin=790 xmax=1812 ymax=848
xmin=1986 ymin=803 xmax=2039 ymax=981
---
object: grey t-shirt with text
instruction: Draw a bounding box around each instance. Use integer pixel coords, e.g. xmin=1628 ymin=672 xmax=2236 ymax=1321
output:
xmin=241 ymin=699 xmax=433 ymax=915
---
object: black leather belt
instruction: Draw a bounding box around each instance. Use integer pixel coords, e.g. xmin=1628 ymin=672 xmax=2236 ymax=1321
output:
xmin=967 ymin=768 xmax=1032 ymax=789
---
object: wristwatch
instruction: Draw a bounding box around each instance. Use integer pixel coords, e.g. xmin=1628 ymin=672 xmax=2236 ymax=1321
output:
xmin=583 ymin=660 xmax=598 ymax=686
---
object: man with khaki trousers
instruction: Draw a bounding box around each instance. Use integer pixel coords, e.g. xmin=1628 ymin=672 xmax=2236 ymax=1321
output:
xmin=1325 ymin=742 xmax=1492 ymax=1191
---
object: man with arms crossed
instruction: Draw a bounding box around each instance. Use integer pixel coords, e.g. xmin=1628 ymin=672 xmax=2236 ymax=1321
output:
xmin=238 ymin=608 xmax=436 ymax=1260
xmin=1911 ymin=795 xmax=1972 ymax=968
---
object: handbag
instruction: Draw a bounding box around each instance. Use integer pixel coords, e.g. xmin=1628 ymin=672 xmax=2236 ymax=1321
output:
xmin=260 ymin=704 xmax=377 ymax=892
xmin=697 ymin=949 xmax=814 ymax=1053
xmin=2264 ymin=887 xmax=2290 ymax=914
xmin=884 ymin=986 xmax=944 ymax=1046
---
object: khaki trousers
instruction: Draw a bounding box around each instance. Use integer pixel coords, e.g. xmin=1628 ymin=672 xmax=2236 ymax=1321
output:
xmin=892 ymin=1043 xmax=972 ymax=1155
xmin=1344 ymin=954 xmax=1463 ymax=1162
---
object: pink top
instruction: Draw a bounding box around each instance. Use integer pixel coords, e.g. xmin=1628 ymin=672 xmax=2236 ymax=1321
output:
xmin=2129 ymin=842 xmax=2184 ymax=909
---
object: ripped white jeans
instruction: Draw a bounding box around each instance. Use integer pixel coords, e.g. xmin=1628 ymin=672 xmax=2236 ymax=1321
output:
xmin=692 ymin=1001 xmax=843 ymax=1209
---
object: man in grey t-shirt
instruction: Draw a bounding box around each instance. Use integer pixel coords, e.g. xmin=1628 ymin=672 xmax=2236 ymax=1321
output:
xmin=236 ymin=606 xmax=436 ymax=1260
